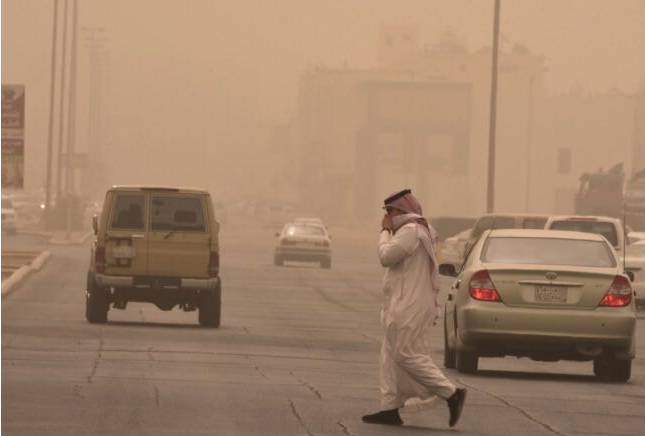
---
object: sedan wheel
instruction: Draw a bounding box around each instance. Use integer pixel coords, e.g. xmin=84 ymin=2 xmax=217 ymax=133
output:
xmin=443 ymin=318 xmax=456 ymax=369
xmin=456 ymin=350 xmax=478 ymax=374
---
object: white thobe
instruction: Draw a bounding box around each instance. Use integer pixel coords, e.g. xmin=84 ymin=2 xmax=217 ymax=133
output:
xmin=377 ymin=223 xmax=456 ymax=410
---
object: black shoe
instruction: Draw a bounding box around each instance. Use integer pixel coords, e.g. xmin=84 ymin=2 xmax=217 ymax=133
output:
xmin=447 ymin=388 xmax=467 ymax=427
xmin=361 ymin=409 xmax=403 ymax=426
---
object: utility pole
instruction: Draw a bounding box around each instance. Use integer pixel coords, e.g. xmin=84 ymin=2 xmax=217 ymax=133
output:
xmin=45 ymin=0 xmax=59 ymax=228
xmin=524 ymin=74 xmax=535 ymax=212
xmin=55 ymin=0 xmax=69 ymax=213
xmin=82 ymin=27 xmax=108 ymax=199
xmin=486 ymin=0 xmax=501 ymax=213
xmin=65 ymin=0 xmax=79 ymax=239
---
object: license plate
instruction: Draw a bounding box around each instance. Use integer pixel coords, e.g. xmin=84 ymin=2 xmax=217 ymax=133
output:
xmin=535 ymin=286 xmax=568 ymax=303
xmin=112 ymin=245 xmax=135 ymax=259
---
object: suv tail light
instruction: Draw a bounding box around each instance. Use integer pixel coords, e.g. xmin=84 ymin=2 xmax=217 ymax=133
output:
xmin=95 ymin=246 xmax=106 ymax=274
xmin=208 ymin=252 xmax=219 ymax=277
xmin=469 ymin=270 xmax=501 ymax=302
xmin=599 ymin=275 xmax=632 ymax=307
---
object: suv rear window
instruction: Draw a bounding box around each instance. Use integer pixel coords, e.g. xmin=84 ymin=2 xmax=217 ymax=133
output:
xmin=111 ymin=194 xmax=145 ymax=229
xmin=549 ymin=220 xmax=618 ymax=247
xmin=151 ymin=196 xmax=205 ymax=231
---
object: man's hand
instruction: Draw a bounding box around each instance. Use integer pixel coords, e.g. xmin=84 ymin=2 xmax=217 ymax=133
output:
xmin=381 ymin=213 xmax=393 ymax=232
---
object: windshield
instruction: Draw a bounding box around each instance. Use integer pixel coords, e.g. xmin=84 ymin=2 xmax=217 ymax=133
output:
xmin=482 ymin=237 xmax=616 ymax=268
xmin=284 ymin=224 xmax=326 ymax=237
xmin=549 ymin=220 xmax=618 ymax=246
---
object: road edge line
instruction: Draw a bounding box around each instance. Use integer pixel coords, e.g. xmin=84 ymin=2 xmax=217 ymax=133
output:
xmin=1 ymin=250 xmax=52 ymax=297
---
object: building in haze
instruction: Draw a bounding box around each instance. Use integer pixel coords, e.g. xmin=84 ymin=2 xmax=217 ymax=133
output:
xmin=279 ymin=28 xmax=641 ymax=224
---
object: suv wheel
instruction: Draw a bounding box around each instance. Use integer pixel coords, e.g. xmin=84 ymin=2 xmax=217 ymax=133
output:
xmin=199 ymin=285 xmax=221 ymax=327
xmin=594 ymin=355 xmax=631 ymax=382
xmin=85 ymin=272 xmax=109 ymax=324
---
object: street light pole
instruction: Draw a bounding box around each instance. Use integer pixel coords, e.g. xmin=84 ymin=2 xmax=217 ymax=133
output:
xmin=486 ymin=0 xmax=501 ymax=213
xmin=55 ymin=0 xmax=69 ymax=211
xmin=64 ymin=0 xmax=78 ymax=239
xmin=45 ymin=0 xmax=59 ymax=227
xmin=525 ymin=74 xmax=535 ymax=212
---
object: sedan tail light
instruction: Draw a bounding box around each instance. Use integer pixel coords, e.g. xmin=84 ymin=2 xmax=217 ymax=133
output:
xmin=95 ymin=246 xmax=106 ymax=273
xmin=208 ymin=252 xmax=219 ymax=277
xmin=599 ymin=275 xmax=632 ymax=307
xmin=469 ymin=270 xmax=501 ymax=302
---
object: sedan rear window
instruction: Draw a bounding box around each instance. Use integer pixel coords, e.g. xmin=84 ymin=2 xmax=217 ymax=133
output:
xmin=151 ymin=196 xmax=205 ymax=231
xmin=549 ymin=220 xmax=618 ymax=247
xmin=482 ymin=237 xmax=616 ymax=268
xmin=284 ymin=225 xmax=326 ymax=236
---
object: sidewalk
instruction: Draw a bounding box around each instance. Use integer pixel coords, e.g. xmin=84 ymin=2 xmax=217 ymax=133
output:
xmin=1 ymin=250 xmax=51 ymax=297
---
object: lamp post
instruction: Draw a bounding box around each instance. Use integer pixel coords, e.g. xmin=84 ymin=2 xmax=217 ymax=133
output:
xmin=64 ymin=0 xmax=78 ymax=239
xmin=44 ymin=0 xmax=59 ymax=228
xmin=486 ymin=0 xmax=501 ymax=213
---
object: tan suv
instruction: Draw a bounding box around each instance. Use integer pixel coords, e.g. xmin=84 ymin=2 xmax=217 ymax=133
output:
xmin=86 ymin=186 xmax=221 ymax=327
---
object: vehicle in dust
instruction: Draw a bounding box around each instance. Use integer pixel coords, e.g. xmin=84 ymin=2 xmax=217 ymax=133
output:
xmin=1 ymin=196 xmax=18 ymax=235
xmin=440 ymin=229 xmax=636 ymax=382
xmin=274 ymin=222 xmax=331 ymax=269
xmin=86 ymin=186 xmax=221 ymax=327
xmin=463 ymin=213 xmax=550 ymax=260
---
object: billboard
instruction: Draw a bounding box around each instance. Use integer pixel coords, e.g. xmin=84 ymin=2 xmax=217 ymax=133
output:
xmin=2 ymin=84 xmax=25 ymax=189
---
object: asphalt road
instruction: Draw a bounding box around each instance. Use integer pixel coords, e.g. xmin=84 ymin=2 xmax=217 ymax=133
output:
xmin=2 ymin=229 xmax=644 ymax=436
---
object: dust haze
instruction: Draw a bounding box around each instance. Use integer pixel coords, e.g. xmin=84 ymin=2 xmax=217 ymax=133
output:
xmin=2 ymin=0 xmax=643 ymax=229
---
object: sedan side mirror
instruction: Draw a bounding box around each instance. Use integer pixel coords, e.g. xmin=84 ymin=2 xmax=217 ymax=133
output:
xmin=625 ymin=271 xmax=635 ymax=282
xmin=92 ymin=215 xmax=98 ymax=235
xmin=439 ymin=263 xmax=458 ymax=277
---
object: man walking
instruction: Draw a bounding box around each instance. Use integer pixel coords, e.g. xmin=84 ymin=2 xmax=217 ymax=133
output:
xmin=362 ymin=189 xmax=467 ymax=428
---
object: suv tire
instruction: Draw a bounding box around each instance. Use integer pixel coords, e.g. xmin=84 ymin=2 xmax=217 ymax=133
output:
xmin=86 ymin=272 xmax=109 ymax=324
xmin=199 ymin=285 xmax=221 ymax=327
xmin=595 ymin=355 xmax=631 ymax=382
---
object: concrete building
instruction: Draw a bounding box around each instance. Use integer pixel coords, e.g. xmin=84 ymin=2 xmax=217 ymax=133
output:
xmin=282 ymin=28 xmax=641 ymax=225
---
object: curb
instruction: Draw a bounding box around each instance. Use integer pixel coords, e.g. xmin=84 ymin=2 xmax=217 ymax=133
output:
xmin=1 ymin=251 xmax=51 ymax=298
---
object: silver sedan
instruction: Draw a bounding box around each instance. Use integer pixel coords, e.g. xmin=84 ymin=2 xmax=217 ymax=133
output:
xmin=440 ymin=229 xmax=636 ymax=382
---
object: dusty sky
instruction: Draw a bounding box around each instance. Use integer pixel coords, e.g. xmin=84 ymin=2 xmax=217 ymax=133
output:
xmin=1 ymin=0 xmax=643 ymax=196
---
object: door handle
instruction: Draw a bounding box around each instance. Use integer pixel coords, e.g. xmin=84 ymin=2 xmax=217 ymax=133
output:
xmin=131 ymin=234 xmax=145 ymax=239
